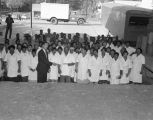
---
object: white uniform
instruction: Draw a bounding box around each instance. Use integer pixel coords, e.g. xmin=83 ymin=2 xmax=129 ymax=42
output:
xmin=76 ymin=54 xmax=89 ymax=81
xmin=110 ymin=59 xmax=121 ymax=85
xmin=69 ymin=52 xmax=77 ymax=78
xmin=15 ymin=50 xmax=22 ymax=76
xmin=48 ymin=52 xmax=60 ymax=80
xmin=100 ymin=54 xmax=110 ymax=81
xmin=20 ymin=52 xmax=30 ymax=77
xmin=28 ymin=55 xmax=38 ymax=82
xmin=4 ymin=53 xmax=20 ymax=78
xmin=88 ymin=56 xmax=101 ymax=82
xmin=130 ymin=54 xmax=145 ymax=83
xmin=60 ymin=53 xmax=72 ymax=77
xmin=120 ymin=57 xmax=132 ymax=84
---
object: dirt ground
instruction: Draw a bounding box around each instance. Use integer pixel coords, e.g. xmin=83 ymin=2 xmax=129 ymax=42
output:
xmin=0 ymin=82 xmax=153 ymax=120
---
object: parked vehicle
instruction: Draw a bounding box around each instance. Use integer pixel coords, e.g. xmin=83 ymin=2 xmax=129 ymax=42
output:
xmin=40 ymin=3 xmax=87 ymax=25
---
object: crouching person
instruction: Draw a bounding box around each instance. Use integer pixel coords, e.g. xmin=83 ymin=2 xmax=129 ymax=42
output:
xmin=4 ymin=45 xmax=21 ymax=82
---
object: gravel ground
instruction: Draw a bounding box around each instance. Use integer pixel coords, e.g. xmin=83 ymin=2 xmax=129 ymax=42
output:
xmin=0 ymin=82 xmax=153 ymax=120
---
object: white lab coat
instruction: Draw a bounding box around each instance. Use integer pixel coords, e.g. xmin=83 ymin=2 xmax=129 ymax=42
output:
xmin=69 ymin=52 xmax=77 ymax=78
xmin=76 ymin=54 xmax=89 ymax=81
xmin=15 ymin=50 xmax=22 ymax=76
xmin=4 ymin=53 xmax=20 ymax=78
xmin=88 ymin=56 xmax=101 ymax=82
xmin=20 ymin=52 xmax=30 ymax=77
xmin=60 ymin=53 xmax=73 ymax=76
xmin=119 ymin=57 xmax=132 ymax=84
xmin=48 ymin=52 xmax=60 ymax=80
xmin=130 ymin=54 xmax=145 ymax=83
xmin=28 ymin=55 xmax=38 ymax=82
xmin=109 ymin=59 xmax=121 ymax=85
xmin=100 ymin=54 xmax=110 ymax=81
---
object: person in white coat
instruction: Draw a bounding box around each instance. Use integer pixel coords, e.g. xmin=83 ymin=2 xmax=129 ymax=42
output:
xmin=20 ymin=46 xmax=30 ymax=82
xmin=125 ymin=42 xmax=136 ymax=56
xmin=99 ymin=48 xmax=110 ymax=84
xmin=69 ymin=46 xmax=77 ymax=83
xmin=120 ymin=51 xmax=132 ymax=84
xmin=76 ymin=47 xmax=90 ymax=84
xmin=110 ymin=52 xmax=121 ymax=85
xmin=28 ymin=49 xmax=38 ymax=82
xmin=59 ymin=46 xmax=75 ymax=83
xmin=4 ymin=45 xmax=21 ymax=82
xmin=130 ymin=48 xmax=145 ymax=84
xmin=48 ymin=48 xmax=60 ymax=82
xmin=88 ymin=49 xmax=101 ymax=83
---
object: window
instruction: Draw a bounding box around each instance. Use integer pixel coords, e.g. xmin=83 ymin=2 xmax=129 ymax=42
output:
xmin=129 ymin=16 xmax=149 ymax=26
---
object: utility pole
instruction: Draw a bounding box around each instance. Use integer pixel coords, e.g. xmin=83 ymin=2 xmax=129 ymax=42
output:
xmin=31 ymin=0 xmax=32 ymax=29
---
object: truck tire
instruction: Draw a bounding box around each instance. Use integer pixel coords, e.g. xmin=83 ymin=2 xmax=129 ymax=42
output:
xmin=77 ymin=19 xmax=85 ymax=25
xmin=50 ymin=18 xmax=58 ymax=25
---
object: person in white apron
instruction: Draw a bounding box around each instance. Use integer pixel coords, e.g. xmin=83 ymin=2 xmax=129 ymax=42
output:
xmin=20 ymin=46 xmax=30 ymax=82
xmin=88 ymin=47 xmax=94 ymax=82
xmin=99 ymin=47 xmax=110 ymax=84
xmin=28 ymin=49 xmax=38 ymax=82
xmin=48 ymin=48 xmax=60 ymax=82
xmin=69 ymin=47 xmax=77 ymax=83
xmin=88 ymin=49 xmax=101 ymax=83
xmin=130 ymin=48 xmax=145 ymax=84
xmin=76 ymin=47 xmax=90 ymax=84
xmin=110 ymin=52 xmax=121 ymax=85
xmin=56 ymin=47 xmax=63 ymax=82
xmin=120 ymin=51 xmax=132 ymax=84
xmin=59 ymin=47 xmax=74 ymax=83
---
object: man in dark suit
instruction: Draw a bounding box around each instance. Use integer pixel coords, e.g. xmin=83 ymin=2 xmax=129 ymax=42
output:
xmin=37 ymin=42 xmax=52 ymax=83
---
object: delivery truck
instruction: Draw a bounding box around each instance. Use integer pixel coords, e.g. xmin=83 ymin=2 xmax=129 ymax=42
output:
xmin=40 ymin=3 xmax=87 ymax=25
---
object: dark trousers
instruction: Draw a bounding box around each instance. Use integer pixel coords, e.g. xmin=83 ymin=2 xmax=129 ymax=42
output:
xmin=8 ymin=77 xmax=18 ymax=82
xmin=60 ymin=76 xmax=71 ymax=83
xmin=5 ymin=26 xmax=12 ymax=39
xmin=21 ymin=76 xmax=28 ymax=82
xmin=37 ymin=70 xmax=47 ymax=83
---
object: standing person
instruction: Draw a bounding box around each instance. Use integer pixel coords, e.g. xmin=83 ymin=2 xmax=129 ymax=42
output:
xmin=69 ymin=46 xmax=77 ymax=83
xmin=88 ymin=49 xmax=101 ymax=83
xmin=37 ymin=42 xmax=52 ymax=83
xmin=20 ymin=46 xmax=30 ymax=82
xmin=130 ymin=48 xmax=145 ymax=84
xmin=28 ymin=49 xmax=38 ymax=82
xmin=5 ymin=14 xmax=14 ymax=40
xmin=76 ymin=47 xmax=90 ymax=84
xmin=59 ymin=47 xmax=74 ymax=83
xmin=4 ymin=45 xmax=21 ymax=82
xmin=109 ymin=52 xmax=121 ymax=84
xmin=48 ymin=48 xmax=60 ymax=82
xmin=98 ymin=48 xmax=110 ymax=84
xmin=120 ymin=51 xmax=132 ymax=84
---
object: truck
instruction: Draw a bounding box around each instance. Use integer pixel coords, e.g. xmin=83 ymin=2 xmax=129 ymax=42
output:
xmin=40 ymin=3 xmax=87 ymax=25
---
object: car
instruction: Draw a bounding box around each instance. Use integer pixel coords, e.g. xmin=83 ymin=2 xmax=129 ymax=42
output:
xmin=21 ymin=14 xmax=30 ymax=20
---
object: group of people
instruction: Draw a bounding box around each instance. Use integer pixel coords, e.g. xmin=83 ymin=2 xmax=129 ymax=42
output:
xmin=0 ymin=28 xmax=145 ymax=85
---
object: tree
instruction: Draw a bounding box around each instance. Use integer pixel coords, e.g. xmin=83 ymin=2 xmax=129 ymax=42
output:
xmin=5 ymin=0 xmax=25 ymax=9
